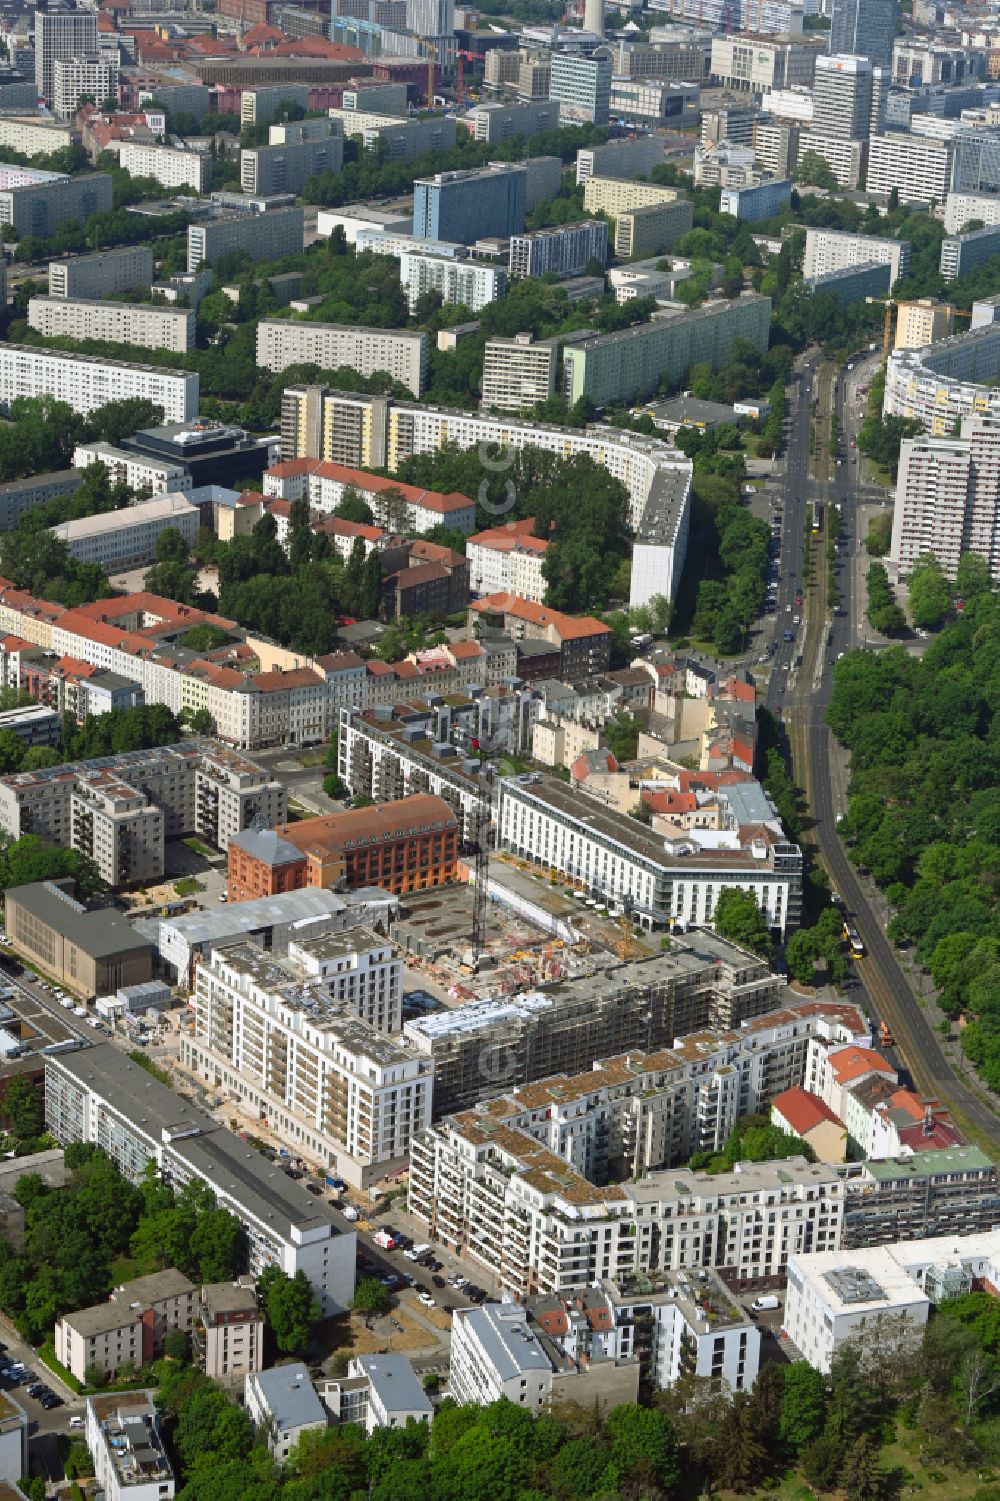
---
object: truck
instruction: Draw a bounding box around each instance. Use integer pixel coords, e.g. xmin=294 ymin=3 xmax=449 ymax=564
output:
xmin=878 ymin=1019 xmax=894 ymax=1048
xmin=751 ymin=1295 xmax=780 ymax=1313
xmin=373 ymin=1229 xmax=396 ymax=1250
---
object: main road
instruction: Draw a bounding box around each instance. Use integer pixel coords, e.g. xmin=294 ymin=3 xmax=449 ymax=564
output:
xmin=772 ymin=352 xmax=1000 ymax=1147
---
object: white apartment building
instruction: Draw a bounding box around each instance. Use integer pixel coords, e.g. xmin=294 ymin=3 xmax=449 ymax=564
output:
xmin=241 ymin=118 xmax=344 ymax=197
xmin=49 ymin=247 xmax=154 ymax=301
xmin=264 ymin=456 xmax=477 ymax=534
xmin=467 ymin=520 xmax=548 ymax=601
xmin=187 ymin=208 xmax=305 ymax=272
xmin=890 ymin=414 xmax=1000 ymax=578
xmin=498 ymin=774 xmax=801 ymax=934
xmin=53 ymin=55 xmax=118 ymax=121
xmin=245 ymin=1368 xmax=326 ymax=1462
xmin=509 ymin=220 xmax=609 ymax=279
xmin=56 ymin=1304 xmax=142 ymax=1385
xmin=52 ymin=493 xmax=200 ymax=570
xmin=73 ymin=441 xmax=190 ymax=497
xmin=784 ymin=1247 xmax=932 ymax=1373
xmin=330 ymin=111 xmax=456 ymax=160
xmin=182 ymin=932 xmax=433 ymax=1189
xmin=481 ymin=332 xmax=558 ymax=412
xmin=120 ymin=142 xmax=212 ymax=194
xmin=69 ymin=777 xmax=165 ymax=888
xmin=0 ymin=346 xmax=197 ymax=422
xmin=803 ymin=227 xmax=910 ymax=284
xmin=45 ymin=1046 xmax=357 ymax=1315
xmin=945 ymin=189 xmax=1000 ymax=236
xmin=615 ymin=199 xmax=695 ymax=259
xmin=894 ymin=299 xmax=953 ymax=350
xmin=884 ymin=323 xmax=1000 ymax=435
xmin=324 ymin=1354 xmax=433 ymax=1433
xmin=582 ymin=175 xmax=684 ymax=216
xmin=796 ymin=132 xmax=865 ymax=189
xmin=0 ymin=116 xmax=78 ymax=156
xmin=451 ymin=1304 xmax=559 ymax=1410
xmin=410 ymin=1124 xmax=844 ymax=1298
xmin=397 ymin=252 xmax=506 ymax=313
xmin=256 ymin=320 xmax=427 ymax=397
xmin=866 ymin=132 xmax=954 ymax=202
xmin=86 ymin=1392 xmax=175 ymax=1501
xmin=28 ymin=296 xmax=195 ymax=354
xmin=575 ymin=137 xmax=665 ymax=184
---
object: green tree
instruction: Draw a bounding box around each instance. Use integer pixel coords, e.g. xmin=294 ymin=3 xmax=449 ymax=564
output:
xmin=189 ymin=1207 xmax=243 ymax=1283
xmin=839 ymin=1434 xmax=891 ymax=1501
xmin=605 ymin=1403 xmax=679 ymax=1491
xmin=352 ymin=1276 xmax=391 ymax=1324
xmin=712 ymin=887 xmax=773 ymax=958
xmin=955 ymin=550 xmax=992 ymax=601
xmin=164 ymin=1328 xmax=191 ymax=1362
xmin=259 ymin=1266 xmax=320 ymax=1356
xmin=155 ymin=527 xmax=190 ymax=565
xmin=908 ymin=552 xmax=952 ymax=630
xmin=779 ymin=1362 xmax=826 ymax=1452
xmin=1 ymin=1077 xmax=43 ymax=1143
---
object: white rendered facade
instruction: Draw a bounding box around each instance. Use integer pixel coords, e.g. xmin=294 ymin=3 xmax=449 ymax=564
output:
xmin=119 ymin=142 xmax=211 ymax=193
xmin=28 ymin=296 xmax=195 ymax=354
xmin=945 ymin=189 xmax=1000 ymax=235
xmin=256 ymin=320 xmax=427 ymax=397
xmin=73 ymin=441 xmax=191 ymax=497
xmin=784 ymin=1246 xmax=932 ymax=1373
xmin=481 ymin=333 xmax=557 ymax=412
xmin=866 ymin=132 xmax=954 ymax=201
xmin=0 ymin=345 xmax=197 ymax=422
xmin=451 ymin=1304 xmax=555 ymax=1409
xmin=397 ymin=252 xmax=506 ymax=313
xmin=890 ymin=415 xmax=1000 ymax=578
xmin=803 ymin=227 xmax=910 ymax=283
xmin=183 ymin=933 xmax=433 ymax=1188
xmin=508 ymin=220 xmax=609 ymax=279
xmin=49 ymin=247 xmax=154 ymax=300
xmin=467 ymin=529 xmax=548 ymax=602
xmin=884 ymin=323 xmax=1000 ymax=435
xmin=52 ymin=493 xmax=200 ymax=570
xmin=53 ymin=55 xmax=118 ymax=121
xmin=86 ymin=1393 xmax=174 ymax=1501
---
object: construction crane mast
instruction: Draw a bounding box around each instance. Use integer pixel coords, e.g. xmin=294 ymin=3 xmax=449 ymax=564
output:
xmin=866 ymin=296 xmax=974 ymax=363
xmin=469 ymin=729 xmax=506 ymax=968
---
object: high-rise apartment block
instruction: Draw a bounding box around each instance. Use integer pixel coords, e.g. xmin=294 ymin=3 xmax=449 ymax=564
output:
xmin=240 ymin=82 xmax=311 ymax=125
xmin=803 ymin=227 xmax=910 ymax=284
xmin=866 ymin=132 xmax=954 ymax=202
xmin=28 ymin=296 xmax=195 ymax=354
xmin=895 ymin=299 xmax=954 ymax=349
xmin=48 ymin=246 xmax=154 ymax=301
xmin=187 ymin=207 xmax=305 ymax=272
xmin=0 ymin=346 xmax=197 ymax=422
xmin=241 ymin=118 xmax=344 ymax=196
xmin=53 ymin=54 xmax=118 ymax=120
xmin=940 ymin=224 xmax=1000 ymax=279
xmin=548 ymin=51 xmax=612 ymax=124
xmin=413 ymin=165 xmax=527 ymax=244
xmin=0 ymin=171 xmax=113 ymax=236
xmin=830 ymin=0 xmax=898 ymax=68
xmin=891 ymin=414 xmax=1000 ymax=578
xmin=35 ymin=8 xmax=98 ymax=106
xmin=471 ymin=100 xmax=560 ymax=143
xmin=120 ymin=142 xmax=212 ymax=193
xmin=256 ymin=320 xmax=427 ymax=396
xmin=575 ymin=135 xmax=664 ymax=184
xmin=811 ymin=53 xmax=876 ymax=139
xmin=582 ymin=175 xmax=685 ymax=217
xmin=398 ymin=252 xmax=506 ymax=313
xmin=481 ymin=332 xmax=559 ymax=412
xmin=615 ymin=199 xmax=694 ymax=257
xmin=509 ymin=220 xmax=609 ymax=278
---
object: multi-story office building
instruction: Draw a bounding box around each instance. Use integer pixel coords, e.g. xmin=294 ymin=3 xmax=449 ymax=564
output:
xmin=182 ymin=931 xmax=432 ymax=1188
xmin=839 ymin=1147 xmax=1000 ymax=1247
xmin=86 ymin=1392 xmax=174 ymax=1501
xmin=582 ymin=175 xmax=685 ymax=217
xmin=240 ymin=82 xmax=311 ymax=125
xmin=549 ymin=50 xmax=612 ymax=124
xmin=480 ymin=332 xmax=560 ymax=412
xmin=413 ymin=164 xmax=527 ymax=244
xmin=509 ymin=220 xmax=609 ymax=279
xmin=805 ymin=260 xmax=892 ymax=307
xmin=186 ymin=206 xmax=304 ymax=272
xmin=498 ymin=772 xmax=801 ymax=935
xmin=614 ymin=198 xmax=694 ymax=258
xmin=119 ymin=142 xmax=211 ymax=193
xmin=226 ymin=795 xmax=459 ymax=901
xmin=471 ymin=100 xmax=560 ymax=143
xmin=866 ymin=132 xmax=954 ymax=202
xmin=890 ymin=414 xmax=1000 ymax=578
xmin=609 ymin=77 xmax=700 ymax=127
xmin=561 ymin=294 xmax=771 ymax=408
xmin=397 ymin=252 xmax=506 ymax=313
xmin=53 ymin=54 xmax=118 ymax=120
xmin=241 ymin=119 xmax=344 ymax=196
xmin=278 ymin=390 xmax=693 ymax=608
xmin=45 ymin=1045 xmax=357 ymax=1314
xmin=0 ymin=171 xmax=113 ymax=236
xmin=895 ymin=299 xmax=954 ymax=349
xmin=884 ymin=322 xmax=1000 ymax=434
xmin=256 ymin=320 xmax=427 ymax=396
xmin=575 ymin=135 xmax=664 ymax=184
xmin=811 ymin=53 xmax=875 ymax=139
xmin=830 ymin=0 xmax=897 ymax=67
xmin=28 ymin=296 xmax=195 ymax=354
xmin=803 ymin=227 xmax=910 ymax=284
xmin=0 ymin=741 xmax=286 ymax=874
xmin=0 ymin=346 xmax=197 ymax=422
xmin=610 ymin=37 xmax=708 ymax=82
xmin=35 ymin=8 xmax=98 ymax=107
xmin=411 ymin=1126 xmax=843 ymax=1297
xmin=48 ymin=246 xmax=154 ymax=301
xmin=710 ymin=33 xmax=821 ymax=93
xmin=52 ymin=493 xmax=200 ymax=571
xmin=719 ymin=178 xmax=792 ymax=221
xmin=940 ymin=224 xmax=1000 ymax=279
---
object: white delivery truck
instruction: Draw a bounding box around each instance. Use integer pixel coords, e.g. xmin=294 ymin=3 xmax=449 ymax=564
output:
xmin=751 ymin=1295 xmax=780 ymax=1313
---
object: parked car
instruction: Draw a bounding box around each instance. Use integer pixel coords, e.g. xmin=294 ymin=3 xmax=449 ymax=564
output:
xmin=432 ymin=1275 xmax=446 ymax=1289
xmin=418 ymin=1292 xmax=436 ymax=1307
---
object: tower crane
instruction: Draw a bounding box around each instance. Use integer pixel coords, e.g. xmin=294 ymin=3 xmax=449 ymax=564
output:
xmin=468 ymin=728 xmax=507 ymax=969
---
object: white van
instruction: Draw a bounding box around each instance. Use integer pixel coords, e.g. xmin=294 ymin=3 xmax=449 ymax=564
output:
xmin=751 ymin=1295 xmax=780 ymax=1313
xmin=69 ymin=1416 xmax=85 ymax=1429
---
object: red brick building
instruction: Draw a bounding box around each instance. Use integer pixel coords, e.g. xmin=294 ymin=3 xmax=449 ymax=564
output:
xmin=227 ymin=794 xmax=458 ymax=900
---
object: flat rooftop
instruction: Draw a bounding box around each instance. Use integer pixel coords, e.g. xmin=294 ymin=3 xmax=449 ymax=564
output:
xmin=7 ymin=881 xmax=152 ymax=962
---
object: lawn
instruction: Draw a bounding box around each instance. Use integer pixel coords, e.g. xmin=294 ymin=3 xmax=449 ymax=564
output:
xmin=721 ymin=1426 xmax=994 ymax=1501
xmin=319 ymin=1305 xmax=446 ymax=1357
xmin=181 ymin=836 xmax=217 ymax=859
xmin=173 ymin=877 xmax=203 ymax=898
